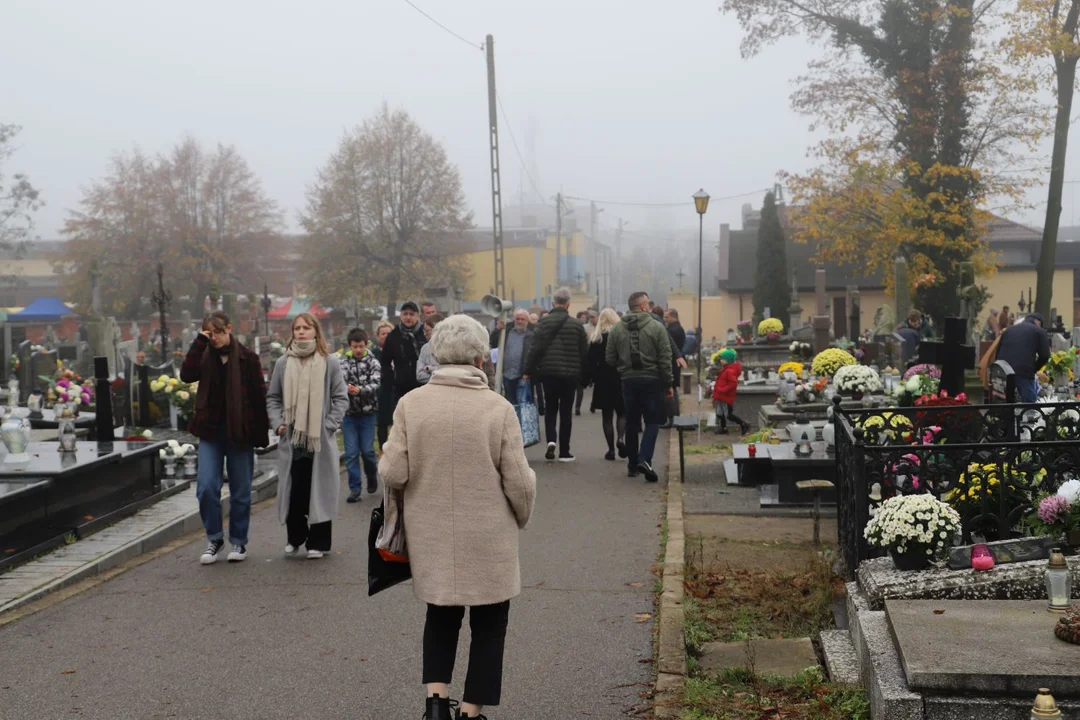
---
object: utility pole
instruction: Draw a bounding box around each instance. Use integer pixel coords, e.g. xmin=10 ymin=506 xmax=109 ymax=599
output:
xmin=486 ymin=34 xmax=506 ymax=299
xmin=555 ymin=192 xmax=563 ymax=285
xmin=616 ymin=218 xmax=625 ymax=307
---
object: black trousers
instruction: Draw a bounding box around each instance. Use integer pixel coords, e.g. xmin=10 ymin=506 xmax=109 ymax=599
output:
xmin=716 ymin=402 xmax=748 ymax=430
xmin=423 ymin=601 xmax=511 ymax=706
xmin=377 ymin=423 xmax=390 ymax=448
xmin=541 ymin=376 xmax=578 ymax=457
xmin=575 ymin=385 xmax=584 ymax=412
xmin=286 ymin=457 xmax=332 ymax=551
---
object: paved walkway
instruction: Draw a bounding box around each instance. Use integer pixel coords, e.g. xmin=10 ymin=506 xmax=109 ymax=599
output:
xmin=0 ymin=401 xmax=662 ymax=719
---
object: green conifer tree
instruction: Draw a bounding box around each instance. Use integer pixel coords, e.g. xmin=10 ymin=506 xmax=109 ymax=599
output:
xmin=752 ymin=191 xmax=792 ymax=330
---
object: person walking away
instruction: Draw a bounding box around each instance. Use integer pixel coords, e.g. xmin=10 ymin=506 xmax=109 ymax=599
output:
xmin=895 ymin=309 xmax=922 ymax=367
xmin=652 ymin=305 xmax=688 ymax=428
xmin=606 ymin=291 xmax=673 ymax=482
xmin=982 ymin=307 xmax=1000 ymax=341
xmin=267 ymin=313 xmax=349 ymax=559
xmin=573 ymin=311 xmax=590 ymax=416
xmin=382 ymin=301 xmax=426 ymax=401
xmin=416 ymin=314 xmax=445 ymax=384
xmin=584 ymin=308 xmax=626 ymax=461
xmin=372 ymin=321 xmax=394 ymax=448
xmin=712 ymin=349 xmax=750 ymax=434
xmin=994 ymin=313 xmax=1050 ymax=402
xmin=491 ymin=308 xmax=533 ymax=401
xmin=181 ymin=311 xmax=270 ymax=564
xmin=524 ymin=287 xmax=588 ymax=462
xmin=340 ymin=328 xmax=381 ymax=503
xmin=379 ymin=314 xmax=536 ymax=720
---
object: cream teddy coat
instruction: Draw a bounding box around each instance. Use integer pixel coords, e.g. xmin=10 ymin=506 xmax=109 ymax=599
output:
xmin=378 ymin=365 xmax=537 ymax=606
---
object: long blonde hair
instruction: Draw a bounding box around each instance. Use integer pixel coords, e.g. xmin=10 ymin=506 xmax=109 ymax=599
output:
xmin=591 ymin=308 xmax=620 ymax=343
xmin=288 ymin=312 xmax=330 ymax=356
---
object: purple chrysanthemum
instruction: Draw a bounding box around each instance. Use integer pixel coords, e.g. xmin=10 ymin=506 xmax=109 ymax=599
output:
xmin=903 ymin=364 xmax=942 ymax=380
xmin=1038 ymin=495 xmax=1071 ymax=525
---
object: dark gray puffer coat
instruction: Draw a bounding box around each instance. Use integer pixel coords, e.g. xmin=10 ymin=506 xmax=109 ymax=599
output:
xmin=524 ymin=308 xmax=588 ymax=381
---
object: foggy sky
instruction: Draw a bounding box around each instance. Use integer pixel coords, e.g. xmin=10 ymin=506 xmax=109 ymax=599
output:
xmin=0 ymin=1 xmax=1065 ymax=241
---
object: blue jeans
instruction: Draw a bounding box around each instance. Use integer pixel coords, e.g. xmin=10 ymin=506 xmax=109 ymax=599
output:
xmin=1018 ymin=376 xmax=1039 ymax=403
xmin=196 ymin=428 xmax=255 ymax=546
xmin=342 ymin=413 xmax=378 ymax=492
xmin=503 ymin=377 xmax=522 ymax=403
xmin=623 ymin=377 xmax=666 ymax=469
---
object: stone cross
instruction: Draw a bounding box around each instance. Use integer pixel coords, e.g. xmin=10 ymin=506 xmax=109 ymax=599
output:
xmin=43 ymin=325 xmax=58 ymax=348
xmin=812 ymin=266 xmax=830 ymax=352
xmin=130 ymin=320 xmax=140 ymax=344
xmin=918 ymin=317 xmax=976 ymax=396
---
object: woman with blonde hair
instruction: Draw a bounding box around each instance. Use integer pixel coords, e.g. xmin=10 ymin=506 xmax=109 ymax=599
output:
xmin=380 ymin=313 xmax=536 ymax=720
xmin=583 ymin=308 xmax=626 ymax=461
xmin=267 ymin=312 xmax=349 ymax=559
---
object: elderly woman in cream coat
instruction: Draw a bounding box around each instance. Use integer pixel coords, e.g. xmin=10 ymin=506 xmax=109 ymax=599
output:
xmin=379 ymin=313 xmax=536 ymax=720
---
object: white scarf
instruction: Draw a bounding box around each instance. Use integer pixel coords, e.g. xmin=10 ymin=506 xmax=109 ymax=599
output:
xmin=283 ymin=340 xmax=326 ymax=453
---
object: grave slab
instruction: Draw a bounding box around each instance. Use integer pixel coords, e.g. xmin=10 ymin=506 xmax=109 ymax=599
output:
xmin=886 ymin=599 xmax=1080 ymax=695
xmin=698 ymin=638 xmax=819 ymax=678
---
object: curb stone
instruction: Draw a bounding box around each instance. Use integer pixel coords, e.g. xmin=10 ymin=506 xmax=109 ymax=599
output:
xmin=653 ymin=430 xmax=687 ymax=719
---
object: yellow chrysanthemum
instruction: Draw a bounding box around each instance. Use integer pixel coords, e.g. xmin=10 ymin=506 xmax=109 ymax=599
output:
xmin=758 ymin=318 xmax=784 ymax=335
xmin=778 ymin=361 xmax=803 ymax=377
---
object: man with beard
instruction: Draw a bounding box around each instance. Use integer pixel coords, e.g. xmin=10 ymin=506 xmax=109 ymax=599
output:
xmin=381 ymin=302 xmax=427 ymax=404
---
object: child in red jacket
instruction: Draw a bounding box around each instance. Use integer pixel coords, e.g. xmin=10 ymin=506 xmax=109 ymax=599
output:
xmin=712 ymin=348 xmax=750 ymax=435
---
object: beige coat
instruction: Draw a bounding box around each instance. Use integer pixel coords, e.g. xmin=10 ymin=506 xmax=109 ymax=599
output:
xmin=378 ymin=365 xmax=536 ymax=607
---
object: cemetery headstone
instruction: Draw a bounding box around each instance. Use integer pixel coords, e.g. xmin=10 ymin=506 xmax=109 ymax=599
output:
xmin=88 ymin=316 xmax=119 ymax=379
xmin=987 ymin=359 xmax=1016 ymax=404
xmin=847 ymin=286 xmax=860 ymax=340
xmin=93 ymin=356 xmax=114 ymax=441
xmin=918 ymin=317 xmax=975 ymax=396
xmin=1 ymin=323 xmax=11 ymax=383
xmin=30 ymin=348 xmax=58 ymax=393
xmin=16 ymin=340 xmax=33 ymax=400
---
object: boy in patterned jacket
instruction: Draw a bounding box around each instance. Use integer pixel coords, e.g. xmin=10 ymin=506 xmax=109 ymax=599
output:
xmin=340 ymin=328 xmax=381 ymax=503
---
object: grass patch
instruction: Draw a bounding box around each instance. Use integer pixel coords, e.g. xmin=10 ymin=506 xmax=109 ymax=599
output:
xmin=681 ymin=666 xmax=869 ymax=719
xmin=683 ymin=443 xmax=733 ymax=457
xmin=684 ymin=544 xmax=839 ymax=643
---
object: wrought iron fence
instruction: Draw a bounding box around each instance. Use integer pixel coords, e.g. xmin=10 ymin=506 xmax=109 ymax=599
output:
xmin=834 ymin=397 xmax=1080 ymax=576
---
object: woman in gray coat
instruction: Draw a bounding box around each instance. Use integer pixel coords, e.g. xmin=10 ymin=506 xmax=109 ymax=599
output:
xmin=267 ymin=312 xmax=349 ymax=559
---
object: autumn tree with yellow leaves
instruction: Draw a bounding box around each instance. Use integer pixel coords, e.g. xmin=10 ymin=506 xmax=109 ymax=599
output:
xmin=723 ymin=0 xmax=1042 ymax=320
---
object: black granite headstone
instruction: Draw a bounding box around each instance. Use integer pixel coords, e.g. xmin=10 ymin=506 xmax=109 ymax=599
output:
xmin=987 ymin=359 xmax=1016 ymax=404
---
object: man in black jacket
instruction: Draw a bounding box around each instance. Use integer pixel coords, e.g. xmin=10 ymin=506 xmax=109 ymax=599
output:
xmin=995 ymin=313 xmax=1050 ymax=402
xmin=380 ymin=301 xmax=426 ymax=404
xmin=524 ymin=287 xmax=588 ymax=462
xmin=895 ymin=309 xmax=922 ymax=366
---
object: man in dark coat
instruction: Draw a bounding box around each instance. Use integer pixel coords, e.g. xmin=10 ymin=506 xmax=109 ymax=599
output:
xmin=380 ymin=301 xmax=426 ymax=403
xmin=664 ymin=308 xmax=687 ymax=353
xmin=895 ymin=309 xmax=922 ymax=367
xmin=995 ymin=313 xmax=1050 ymax=402
xmin=524 ymin=287 xmax=588 ymax=462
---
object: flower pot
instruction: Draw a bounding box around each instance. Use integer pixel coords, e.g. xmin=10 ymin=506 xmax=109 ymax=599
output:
xmin=890 ymin=545 xmax=931 ymax=571
xmin=851 ymin=391 xmax=864 ymax=401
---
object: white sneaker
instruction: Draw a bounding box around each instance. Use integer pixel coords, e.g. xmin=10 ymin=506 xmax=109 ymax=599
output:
xmin=558 ymin=455 xmax=576 ymax=463
xmin=307 ymin=549 xmax=324 ymax=560
xmin=284 ymin=544 xmax=299 ymax=557
xmin=227 ymin=545 xmax=247 ymax=562
xmin=200 ymin=539 xmax=224 ymax=565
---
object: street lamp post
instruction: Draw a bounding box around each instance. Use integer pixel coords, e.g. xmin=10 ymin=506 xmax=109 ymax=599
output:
xmin=261 ymin=282 xmax=272 ymax=337
xmin=692 ymin=189 xmax=710 ymax=393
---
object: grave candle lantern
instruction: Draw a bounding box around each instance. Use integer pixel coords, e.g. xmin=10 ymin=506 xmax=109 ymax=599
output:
xmin=971 ymin=544 xmax=994 ymax=571
xmin=1046 ymin=548 xmax=1072 ymax=613
xmin=1030 ymin=687 xmax=1062 ymax=719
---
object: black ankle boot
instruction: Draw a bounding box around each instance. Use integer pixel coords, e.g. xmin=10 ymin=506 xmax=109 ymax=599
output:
xmin=425 ymin=694 xmax=456 ymax=720
xmin=456 ymin=710 xmax=488 ymax=720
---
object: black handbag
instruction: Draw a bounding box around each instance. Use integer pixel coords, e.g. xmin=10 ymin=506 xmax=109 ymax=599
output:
xmin=368 ymin=501 xmax=412 ymax=596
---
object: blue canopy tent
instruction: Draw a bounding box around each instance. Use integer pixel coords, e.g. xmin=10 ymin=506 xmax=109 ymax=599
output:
xmin=7 ymin=297 xmax=75 ymax=322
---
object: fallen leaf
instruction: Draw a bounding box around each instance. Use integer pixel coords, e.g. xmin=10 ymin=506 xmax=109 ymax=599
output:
xmin=201 ymin=588 xmax=212 ymax=593
xmin=83 ymin=515 xmax=94 ymax=521
xmin=933 ymin=609 xmax=945 ymax=615
xmin=360 ymin=658 xmax=368 ymax=662
xmin=633 ymin=613 xmax=653 ymax=623
xmin=625 ymin=582 xmax=644 ymax=588
xmin=3 ymin=548 xmax=14 ymax=554
xmin=60 ymin=670 xmax=76 ymax=675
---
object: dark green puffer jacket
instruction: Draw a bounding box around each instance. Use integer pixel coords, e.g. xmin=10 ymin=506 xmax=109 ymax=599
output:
xmin=605 ymin=311 xmax=673 ymax=387
xmin=524 ymin=308 xmax=588 ymax=380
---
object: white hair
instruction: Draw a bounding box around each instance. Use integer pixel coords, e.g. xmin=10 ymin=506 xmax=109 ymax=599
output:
xmin=553 ymin=286 xmax=572 ymax=305
xmin=514 ymin=307 xmax=529 ymax=319
xmin=430 ymin=314 xmax=490 ymax=366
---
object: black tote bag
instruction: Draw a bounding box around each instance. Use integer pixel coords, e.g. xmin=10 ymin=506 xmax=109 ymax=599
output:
xmin=368 ymin=501 xmax=412 ymax=596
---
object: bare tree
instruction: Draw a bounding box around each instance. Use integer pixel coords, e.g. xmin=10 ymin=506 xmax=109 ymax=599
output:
xmin=301 ymin=104 xmax=472 ymax=316
xmin=0 ymin=124 xmax=41 ymax=283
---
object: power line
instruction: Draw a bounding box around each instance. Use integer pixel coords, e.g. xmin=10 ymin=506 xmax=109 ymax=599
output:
xmin=496 ymin=91 xmax=544 ymax=203
xmin=563 ymin=188 xmax=774 ymax=208
xmin=400 ymin=0 xmax=483 ymax=51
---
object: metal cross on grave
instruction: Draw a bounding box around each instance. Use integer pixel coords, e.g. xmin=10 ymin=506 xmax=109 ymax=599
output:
xmin=917 ymin=317 xmax=976 ymax=396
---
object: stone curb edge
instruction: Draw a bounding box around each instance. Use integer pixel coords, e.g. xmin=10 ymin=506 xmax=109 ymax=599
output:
xmin=653 ymin=430 xmax=687 ymax=719
xmin=0 ymin=469 xmax=279 ymax=617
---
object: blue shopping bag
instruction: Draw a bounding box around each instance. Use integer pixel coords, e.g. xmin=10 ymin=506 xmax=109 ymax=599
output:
xmin=515 ymin=380 xmax=541 ymax=448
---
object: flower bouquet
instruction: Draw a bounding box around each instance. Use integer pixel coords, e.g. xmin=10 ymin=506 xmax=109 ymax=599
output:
xmin=1029 ymin=480 xmax=1080 ymax=546
xmin=777 ymin=361 xmax=803 ymax=378
xmin=789 ymin=341 xmax=813 ymax=362
xmin=40 ymin=363 xmax=94 ymax=411
xmin=811 ymin=348 xmax=856 ymax=378
xmin=865 ymin=494 xmax=961 ymax=570
xmin=902 ymin=363 xmax=941 ymax=381
xmin=736 ymin=320 xmax=752 ymax=341
xmin=151 ymin=375 xmax=197 ymax=427
xmin=892 ymin=372 xmax=940 ymax=406
xmin=1041 ymin=348 xmax=1077 ymax=387
xmin=946 ymin=461 xmax=1043 ymax=541
xmin=757 ymin=318 xmax=784 ymax=337
xmin=833 ymin=364 xmax=881 ymax=398
xmin=793 ymin=377 xmax=828 ymax=404
xmin=858 ymin=411 xmax=914 ymax=444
